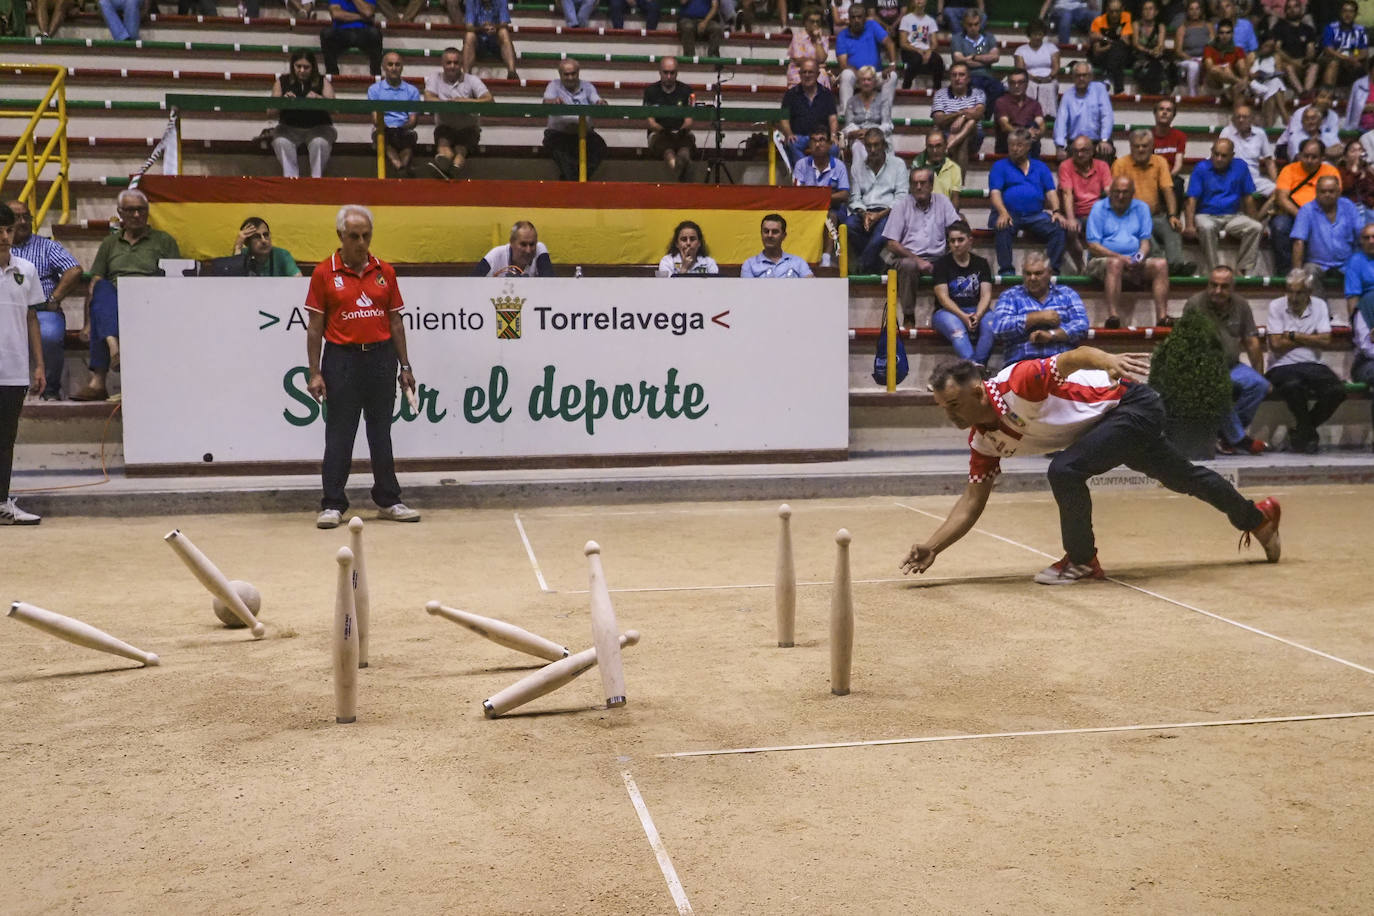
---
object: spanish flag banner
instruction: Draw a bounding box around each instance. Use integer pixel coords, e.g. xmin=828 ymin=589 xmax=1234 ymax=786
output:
xmin=138 ymin=177 xmax=832 ymax=266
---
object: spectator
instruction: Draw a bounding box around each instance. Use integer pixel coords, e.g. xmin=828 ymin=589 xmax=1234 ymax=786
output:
xmin=1272 ymin=139 xmax=1342 ymax=276
xmin=70 ymin=190 xmax=179 ymax=403
xmin=897 ymin=0 xmax=944 ymax=90
xmin=231 ymin=218 xmax=302 ymax=277
xmin=949 ymin=10 xmax=1003 ymax=110
xmin=1174 ymin=0 xmax=1213 ymax=96
xmin=1184 ymin=138 xmax=1262 ymax=275
xmin=1053 ymin=62 xmax=1114 ymax=161
xmin=34 ymin=0 xmax=75 ymax=39
xmin=842 ymin=66 xmax=896 ymax=162
xmin=1291 ymin=175 xmax=1360 ymax=290
xmin=306 ymin=205 xmax=419 ymax=529
xmin=1339 ymin=139 xmax=1374 ymax=225
xmin=989 ymin=128 xmax=1067 ymax=276
xmin=1039 ymin=0 xmax=1096 ymax=46
xmin=993 ymin=68 xmax=1045 ymax=157
xmin=988 ymin=250 xmax=1088 ymax=364
xmin=1276 ymin=104 xmax=1336 ymax=164
xmin=0 ymin=203 xmax=44 ymax=525
xmin=1130 ymin=0 xmax=1169 ymax=95
xmin=847 ymin=129 xmax=908 ymax=275
xmin=1216 ymin=0 xmax=1256 ymax=53
xmin=836 ymin=9 xmax=896 ymax=110
xmin=1248 ymin=34 xmax=1291 ymax=129
xmin=98 ymin=0 xmax=145 ymax=41
xmin=793 ymin=128 xmax=851 ymax=268
xmin=931 ymin=220 xmax=995 ymax=364
xmin=423 ymin=48 xmax=492 ymax=179
xmin=5 ymin=200 xmax=81 ymax=401
xmin=1014 ymin=21 xmax=1060 ymax=118
xmin=788 ymin=7 xmax=833 ymax=89
xmin=1088 ymin=0 xmax=1133 ymax=95
xmin=474 ymin=221 xmax=556 ymax=276
xmin=1346 ymin=223 xmax=1374 ymax=330
xmin=271 ymin=50 xmax=337 ymax=179
xmin=1058 ymin=134 xmax=1113 ymax=271
xmin=881 ymin=167 xmax=960 ymax=324
xmin=542 ymin=60 xmax=609 ymax=181
xmin=742 ymin=0 xmax=786 ymax=31
xmin=1085 ymin=176 xmax=1171 ymax=326
xmin=367 ymin=51 xmax=421 ymax=177
xmin=320 ymin=0 xmax=382 ymax=76
xmin=1181 ymin=265 xmax=1270 ymax=454
xmin=936 ymin=0 xmax=985 ymax=36
xmin=610 ymin=0 xmax=660 ymax=29
xmin=1112 ymin=129 xmax=1194 ymax=276
xmin=872 ymin=0 xmax=903 ymax=38
xmin=741 ymin=214 xmax=815 ymax=278
xmin=1202 ymin=19 xmax=1249 ymax=105
xmin=1346 ymin=57 xmax=1374 ymax=135
xmin=464 ymin=0 xmax=519 ymax=80
xmin=915 ymin=129 xmax=964 ymax=199
xmin=931 ymin=63 xmax=985 ymax=174
xmin=644 ymin=57 xmax=695 ymax=182
xmin=1265 ymin=270 xmax=1345 ymax=453
xmin=1273 ymin=0 xmax=1319 ymax=96
xmin=563 ymin=0 xmax=594 ymax=27
xmin=1150 ymin=97 xmax=1187 ymax=197
xmin=377 ymin=0 xmax=424 ymax=22
xmin=658 ymin=220 xmax=719 ymax=276
xmin=1320 ymin=0 xmax=1367 ymax=87
xmin=1280 ymin=87 xmax=1341 ymax=160
xmin=1219 ymin=103 xmax=1277 ymax=197
xmin=678 ymin=0 xmax=723 ymax=59
xmin=779 ymin=59 xmax=840 ymax=165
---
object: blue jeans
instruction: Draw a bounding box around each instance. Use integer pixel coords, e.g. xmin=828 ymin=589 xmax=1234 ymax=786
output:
xmin=1048 ymin=6 xmax=1094 ymax=44
xmin=933 ymin=308 xmax=995 ymax=364
xmin=88 ymin=278 xmax=119 ymax=372
xmin=562 ymin=0 xmax=596 ymax=26
xmin=991 ymin=210 xmax=1066 ymax=274
xmin=1270 ymin=210 xmax=1295 ymax=276
xmin=609 ymin=0 xmax=659 ymax=28
xmin=1220 ymin=362 xmax=1271 ymax=446
xmin=845 ymin=211 xmax=890 ymax=275
xmin=98 ymin=0 xmax=141 ymax=39
xmin=36 ymin=309 xmax=65 ymax=394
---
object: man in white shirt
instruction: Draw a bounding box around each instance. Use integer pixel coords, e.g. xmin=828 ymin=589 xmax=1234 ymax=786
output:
xmin=423 ymin=47 xmax=493 ymax=178
xmin=1219 ymin=103 xmax=1278 ymax=196
xmin=471 ymin=221 xmax=556 ymax=277
xmin=1265 ymin=269 xmax=1346 ymax=453
xmin=846 ymin=129 xmax=908 ymax=275
xmin=0 ymin=203 xmax=45 ymax=525
xmin=542 ymin=60 xmax=609 ymax=181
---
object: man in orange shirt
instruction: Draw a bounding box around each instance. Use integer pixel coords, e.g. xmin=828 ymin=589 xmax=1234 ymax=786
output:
xmin=305 ymin=204 xmax=421 ymax=529
xmin=1270 ymin=138 xmax=1341 ymax=276
xmin=1087 ymin=0 xmax=1132 ymax=94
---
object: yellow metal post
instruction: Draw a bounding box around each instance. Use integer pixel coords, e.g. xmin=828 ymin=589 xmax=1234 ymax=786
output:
xmin=577 ymin=115 xmax=587 ymax=182
xmin=375 ymin=113 xmax=386 ymax=177
xmin=837 ymin=221 xmax=847 ymax=276
xmin=767 ymin=125 xmax=776 ymax=185
xmin=0 ymin=63 xmax=71 ymax=226
xmin=885 ymin=269 xmax=898 ymax=392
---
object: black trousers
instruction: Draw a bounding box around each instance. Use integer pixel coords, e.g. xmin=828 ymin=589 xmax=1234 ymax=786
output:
xmin=320 ymin=24 xmax=383 ymax=75
xmin=900 ymin=48 xmax=945 ymax=90
xmin=1266 ymin=361 xmax=1346 ymax=446
xmin=1047 ymin=382 xmax=1265 ymax=564
xmin=320 ymin=341 xmax=402 ymax=513
xmin=0 ymin=386 xmax=25 ymax=500
xmin=1089 ymin=41 xmax=1132 ymax=93
xmin=543 ymin=128 xmax=607 ymax=181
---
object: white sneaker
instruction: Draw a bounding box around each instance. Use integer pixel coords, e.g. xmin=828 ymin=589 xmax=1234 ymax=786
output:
xmin=820 ymin=253 xmax=833 ymax=268
xmin=0 ymin=497 xmax=41 ymax=525
xmin=316 ymin=509 xmax=343 ymax=529
xmin=377 ymin=502 xmax=420 ymax=522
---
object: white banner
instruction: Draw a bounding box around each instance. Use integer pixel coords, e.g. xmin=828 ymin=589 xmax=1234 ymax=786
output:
xmin=118 ymin=277 xmax=850 ymax=468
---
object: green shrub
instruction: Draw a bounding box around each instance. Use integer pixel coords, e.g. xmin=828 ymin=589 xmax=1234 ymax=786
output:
xmin=1147 ymin=307 xmax=1232 ymax=420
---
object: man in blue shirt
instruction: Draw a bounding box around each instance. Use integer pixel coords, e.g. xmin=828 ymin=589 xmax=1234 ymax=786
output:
xmin=793 ymin=128 xmax=850 ymax=269
xmin=1183 ymin=138 xmax=1262 ymax=275
xmin=987 ymin=128 xmax=1066 ymax=276
xmin=1053 ymin=62 xmax=1114 ymax=160
xmin=1343 ymin=223 xmax=1374 ymax=333
xmin=367 ymin=51 xmax=422 ymax=176
xmin=836 ymin=13 xmax=896 ymax=109
xmin=1321 ymin=0 xmax=1367 ymax=87
xmin=1084 ymin=177 xmax=1170 ymax=326
xmin=988 ymin=250 xmax=1089 ymax=363
xmin=678 ymin=0 xmax=723 ymax=58
xmin=465 ymin=0 xmax=519 ymax=79
xmin=1292 ymin=175 xmax=1360 ymax=296
xmin=741 ymin=214 xmax=815 ymax=278
xmin=320 ymin=0 xmax=383 ymax=76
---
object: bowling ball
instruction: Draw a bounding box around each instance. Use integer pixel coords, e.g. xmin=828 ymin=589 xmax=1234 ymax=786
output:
xmin=212 ymin=580 xmax=263 ymax=628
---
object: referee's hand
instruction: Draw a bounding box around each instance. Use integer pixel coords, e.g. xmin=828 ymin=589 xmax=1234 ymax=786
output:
xmin=307 ymin=370 xmax=327 ymax=403
xmin=900 ymin=543 xmax=936 ymax=575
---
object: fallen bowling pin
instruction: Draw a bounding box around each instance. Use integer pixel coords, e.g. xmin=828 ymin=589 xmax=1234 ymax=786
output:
xmin=424 ymin=601 xmax=569 ymax=661
xmin=348 ymin=517 xmax=371 ymax=668
xmin=9 ymin=601 xmax=159 ymax=668
xmin=776 ymin=504 xmax=796 ymax=648
xmin=830 ymin=529 xmax=854 ymax=696
xmin=334 ymin=547 xmax=359 ymax=724
xmin=585 ymin=541 xmax=627 ymax=708
xmin=164 ymin=529 xmax=266 ymax=638
xmin=483 ymin=631 xmax=640 ymax=718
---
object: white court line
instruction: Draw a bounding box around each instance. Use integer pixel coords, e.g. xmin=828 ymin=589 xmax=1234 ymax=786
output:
xmin=659 ymin=710 xmax=1374 ymax=758
xmin=560 ymin=576 xmax=928 ymax=596
xmin=894 ymin=502 xmax=1374 ymax=677
xmin=532 ymin=501 xmax=899 ymax=519
xmin=512 ymin=512 xmax=550 ymax=593
xmin=622 ymin=771 xmax=694 ymax=914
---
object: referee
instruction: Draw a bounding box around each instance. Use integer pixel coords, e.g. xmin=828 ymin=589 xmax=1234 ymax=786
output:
xmin=305 ymin=205 xmax=420 ymax=529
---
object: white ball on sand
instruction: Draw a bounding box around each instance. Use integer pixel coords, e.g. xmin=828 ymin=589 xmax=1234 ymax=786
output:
xmin=212 ymin=580 xmax=262 ymax=628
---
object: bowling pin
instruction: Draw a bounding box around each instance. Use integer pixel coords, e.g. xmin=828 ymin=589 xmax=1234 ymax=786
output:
xmin=164 ymin=529 xmax=265 ymax=638
xmin=424 ymin=602 xmax=569 ymax=662
xmin=483 ymin=631 xmax=640 ymax=718
xmin=830 ymin=529 xmax=853 ymax=696
xmin=776 ymin=504 xmax=796 ymax=648
xmin=9 ymin=601 xmax=159 ymax=667
xmin=584 ymin=541 xmax=627 ymax=708
xmin=334 ymin=547 xmax=358 ymax=723
xmin=348 ymin=517 xmax=370 ymax=668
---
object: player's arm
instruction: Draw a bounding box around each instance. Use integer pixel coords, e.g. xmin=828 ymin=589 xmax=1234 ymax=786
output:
xmin=306 ymin=308 xmax=326 ymax=401
xmin=1053 ymin=345 xmax=1150 ymax=380
xmin=389 ymin=307 xmax=415 ymax=394
xmin=901 ymin=477 xmax=995 ymax=574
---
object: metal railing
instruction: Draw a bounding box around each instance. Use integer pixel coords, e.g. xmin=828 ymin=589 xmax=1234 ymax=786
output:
xmin=0 ymin=63 xmax=70 ymax=226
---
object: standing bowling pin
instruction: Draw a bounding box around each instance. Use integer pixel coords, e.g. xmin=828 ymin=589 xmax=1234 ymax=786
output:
xmin=9 ymin=601 xmax=160 ymax=667
xmin=584 ymin=541 xmax=627 ymax=708
xmin=483 ymin=631 xmax=640 ymax=718
xmin=333 ymin=547 xmax=359 ymax=723
xmin=164 ymin=529 xmax=266 ymax=638
xmin=424 ymin=602 xmax=569 ymax=661
xmin=348 ymin=517 xmax=370 ymax=668
xmin=830 ymin=529 xmax=853 ymax=696
xmin=776 ymin=504 xmax=796 ymax=648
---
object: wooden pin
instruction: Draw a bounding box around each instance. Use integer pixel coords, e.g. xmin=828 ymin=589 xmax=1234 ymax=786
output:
xmin=830 ymin=529 xmax=853 ymax=696
xmin=584 ymin=541 xmax=628 ymax=708
xmin=483 ymin=631 xmax=640 ymax=718
xmin=9 ymin=601 xmax=159 ymax=668
xmin=333 ymin=547 xmax=358 ymax=723
xmin=424 ymin=601 xmax=569 ymax=662
xmin=776 ymin=504 xmax=796 ymax=647
xmin=348 ymin=517 xmax=370 ymax=668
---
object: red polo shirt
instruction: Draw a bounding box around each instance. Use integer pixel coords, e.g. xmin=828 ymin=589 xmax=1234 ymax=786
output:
xmin=1152 ymin=127 xmax=1187 ymax=169
xmin=305 ymin=251 xmax=404 ymax=345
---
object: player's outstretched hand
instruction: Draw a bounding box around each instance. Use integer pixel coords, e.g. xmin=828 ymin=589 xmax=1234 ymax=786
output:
xmin=1106 ymin=352 xmax=1151 ymax=382
xmin=901 ymin=544 xmax=936 ymax=575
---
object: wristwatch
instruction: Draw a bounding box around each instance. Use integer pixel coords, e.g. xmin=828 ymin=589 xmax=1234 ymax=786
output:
xmin=1287 ymin=331 xmax=1296 ymax=342
xmin=400 ymin=363 xmax=412 ymax=371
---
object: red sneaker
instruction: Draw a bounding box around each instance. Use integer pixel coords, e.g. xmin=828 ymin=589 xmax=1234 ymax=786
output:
xmin=1034 ymin=554 xmax=1106 ymax=585
xmin=1239 ymin=497 xmax=1281 ymax=563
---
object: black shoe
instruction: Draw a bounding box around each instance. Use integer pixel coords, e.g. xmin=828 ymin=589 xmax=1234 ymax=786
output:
xmin=1177 ymin=261 xmax=1198 ymax=276
xmin=1104 ymin=315 xmax=1121 ymax=329
xmin=39 ymin=389 xmax=61 ymax=401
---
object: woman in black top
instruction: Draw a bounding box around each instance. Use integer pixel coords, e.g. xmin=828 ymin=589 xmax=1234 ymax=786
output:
xmin=270 ymin=51 xmax=337 ymax=178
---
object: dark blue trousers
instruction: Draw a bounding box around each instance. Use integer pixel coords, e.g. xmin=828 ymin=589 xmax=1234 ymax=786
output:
xmin=320 ymin=339 xmax=402 ymax=513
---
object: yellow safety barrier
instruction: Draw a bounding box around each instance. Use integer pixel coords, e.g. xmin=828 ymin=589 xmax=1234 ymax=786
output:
xmin=0 ymin=63 xmax=70 ymax=227
xmin=885 ymin=269 xmax=898 ymax=392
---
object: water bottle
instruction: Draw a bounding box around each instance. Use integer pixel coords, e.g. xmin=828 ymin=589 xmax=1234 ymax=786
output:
xmin=574 ymin=266 xmax=583 ymax=278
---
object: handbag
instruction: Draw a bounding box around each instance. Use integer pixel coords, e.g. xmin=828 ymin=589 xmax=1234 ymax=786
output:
xmin=871 ymin=313 xmax=909 ymax=386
